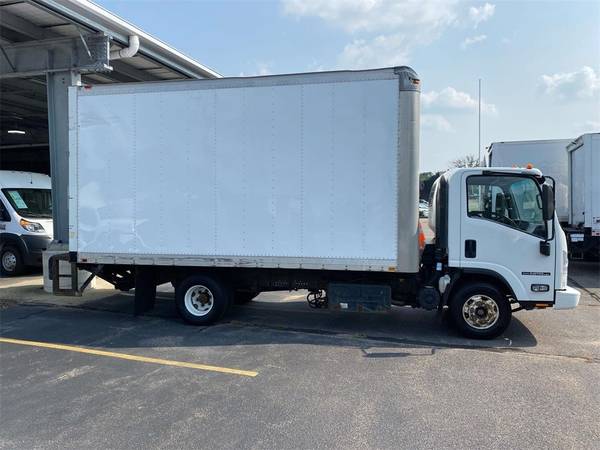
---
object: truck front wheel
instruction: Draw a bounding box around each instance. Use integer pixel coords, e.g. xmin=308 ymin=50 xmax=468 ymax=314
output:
xmin=176 ymin=275 xmax=230 ymax=325
xmin=1 ymin=246 xmax=24 ymax=276
xmin=449 ymin=283 xmax=511 ymax=339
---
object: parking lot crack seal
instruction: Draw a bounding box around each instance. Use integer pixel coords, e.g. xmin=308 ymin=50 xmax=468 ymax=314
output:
xmin=226 ymin=320 xmax=598 ymax=364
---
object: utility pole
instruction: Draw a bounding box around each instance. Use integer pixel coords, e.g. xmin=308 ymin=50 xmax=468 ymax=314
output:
xmin=478 ymin=78 xmax=482 ymax=166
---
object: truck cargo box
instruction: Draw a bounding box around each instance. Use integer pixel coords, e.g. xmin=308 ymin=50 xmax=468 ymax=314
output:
xmin=567 ymin=133 xmax=600 ymax=235
xmin=68 ymin=67 xmax=421 ymax=273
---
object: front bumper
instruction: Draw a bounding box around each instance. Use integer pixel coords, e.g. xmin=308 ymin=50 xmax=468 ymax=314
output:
xmin=21 ymin=234 xmax=52 ymax=266
xmin=554 ymin=286 xmax=580 ymax=310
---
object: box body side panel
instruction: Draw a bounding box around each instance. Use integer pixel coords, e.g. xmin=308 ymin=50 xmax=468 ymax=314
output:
xmin=74 ymin=71 xmax=418 ymax=271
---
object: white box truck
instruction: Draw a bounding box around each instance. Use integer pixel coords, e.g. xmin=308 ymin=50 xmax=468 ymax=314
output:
xmin=486 ymin=139 xmax=571 ymax=223
xmin=565 ymin=133 xmax=600 ymax=259
xmin=57 ymin=67 xmax=579 ymax=339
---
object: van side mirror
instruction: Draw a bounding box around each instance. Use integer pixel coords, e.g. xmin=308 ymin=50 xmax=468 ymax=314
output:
xmin=542 ymin=184 xmax=555 ymax=221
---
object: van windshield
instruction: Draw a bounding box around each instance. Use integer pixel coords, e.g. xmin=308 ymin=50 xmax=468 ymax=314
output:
xmin=2 ymin=188 xmax=52 ymax=219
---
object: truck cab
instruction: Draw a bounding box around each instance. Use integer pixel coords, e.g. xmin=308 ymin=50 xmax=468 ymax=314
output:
xmin=0 ymin=171 xmax=53 ymax=275
xmin=428 ymin=167 xmax=579 ymax=338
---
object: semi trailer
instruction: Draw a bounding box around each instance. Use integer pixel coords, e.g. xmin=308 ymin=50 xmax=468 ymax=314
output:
xmin=56 ymin=66 xmax=579 ymax=339
xmin=566 ymin=133 xmax=600 ymax=259
xmin=486 ymin=135 xmax=599 ymax=259
xmin=486 ymin=139 xmax=571 ymax=223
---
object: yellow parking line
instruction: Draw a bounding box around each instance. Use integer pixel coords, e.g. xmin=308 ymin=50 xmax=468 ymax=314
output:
xmin=0 ymin=337 xmax=257 ymax=377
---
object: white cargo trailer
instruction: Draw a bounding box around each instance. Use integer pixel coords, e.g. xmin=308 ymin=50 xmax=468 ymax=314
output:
xmin=566 ymin=133 xmax=600 ymax=258
xmin=486 ymin=139 xmax=571 ymax=223
xmin=56 ymin=67 xmax=579 ymax=339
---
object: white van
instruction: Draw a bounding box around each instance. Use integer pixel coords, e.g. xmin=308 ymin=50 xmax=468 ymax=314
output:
xmin=0 ymin=171 xmax=53 ymax=275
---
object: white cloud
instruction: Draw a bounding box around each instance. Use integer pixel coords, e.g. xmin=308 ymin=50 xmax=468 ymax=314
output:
xmin=422 ymin=87 xmax=497 ymax=114
xmin=338 ymin=33 xmax=411 ymax=69
xmin=574 ymin=120 xmax=600 ymax=134
xmin=239 ymin=62 xmax=273 ymax=77
xmin=461 ymin=34 xmax=486 ymax=49
xmin=283 ymin=0 xmax=458 ymax=33
xmin=422 ymin=114 xmax=454 ymax=132
xmin=306 ymin=59 xmax=325 ymax=72
xmin=468 ymin=3 xmax=495 ymax=27
xmin=283 ymin=0 xmax=458 ymax=69
xmin=541 ymin=66 xmax=600 ymax=100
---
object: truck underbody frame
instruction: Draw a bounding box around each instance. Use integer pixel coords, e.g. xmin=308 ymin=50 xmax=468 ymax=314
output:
xmin=77 ymin=262 xmax=422 ymax=313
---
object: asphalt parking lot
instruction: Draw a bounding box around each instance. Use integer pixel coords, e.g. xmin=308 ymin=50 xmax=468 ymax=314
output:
xmin=1 ymin=261 xmax=599 ymax=449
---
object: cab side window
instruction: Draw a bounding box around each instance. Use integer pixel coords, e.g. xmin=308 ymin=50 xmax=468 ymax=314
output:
xmin=467 ymin=175 xmax=546 ymax=238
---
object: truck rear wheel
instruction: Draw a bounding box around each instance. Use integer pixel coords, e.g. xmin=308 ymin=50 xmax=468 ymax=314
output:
xmin=175 ymin=275 xmax=230 ymax=325
xmin=449 ymin=283 xmax=511 ymax=339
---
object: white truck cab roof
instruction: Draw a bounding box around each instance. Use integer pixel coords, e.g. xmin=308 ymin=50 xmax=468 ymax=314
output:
xmin=443 ymin=166 xmax=544 ymax=181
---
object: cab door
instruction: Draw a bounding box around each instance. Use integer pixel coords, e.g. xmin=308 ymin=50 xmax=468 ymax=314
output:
xmin=460 ymin=172 xmax=555 ymax=302
xmin=0 ymin=198 xmax=10 ymax=232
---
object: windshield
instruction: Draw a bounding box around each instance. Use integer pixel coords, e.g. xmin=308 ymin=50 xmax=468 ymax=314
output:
xmin=466 ymin=175 xmax=546 ymax=238
xmin=2 ymin=188 xmax=52 ymax=219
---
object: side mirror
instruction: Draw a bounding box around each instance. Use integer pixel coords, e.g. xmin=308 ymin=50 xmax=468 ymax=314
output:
xmin=542 ymin=184 xmax=555 ymax=221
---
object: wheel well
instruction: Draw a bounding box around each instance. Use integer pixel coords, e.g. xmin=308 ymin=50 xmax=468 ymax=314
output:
xmin=0 ymin=233 xmax=24 ymax=254
xmin=446 ymin=272 xmax=515 ymax=305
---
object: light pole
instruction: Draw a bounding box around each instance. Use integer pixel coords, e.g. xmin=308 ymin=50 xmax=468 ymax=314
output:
xmin=478 ymin=78 xmax=481 ymax=166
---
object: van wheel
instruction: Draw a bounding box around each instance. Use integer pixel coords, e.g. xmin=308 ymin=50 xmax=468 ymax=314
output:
xmin=175 ymin=275 xmax=230 ymax=325
xmin=449 ymin=283 xmax=511 ymax=339
xmin=1 ymin=246 xmax=24 ymax=276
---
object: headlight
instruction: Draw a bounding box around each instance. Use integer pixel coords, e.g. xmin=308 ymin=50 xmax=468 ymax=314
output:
xmin=19 ymin=218 xmax=45 ymax=233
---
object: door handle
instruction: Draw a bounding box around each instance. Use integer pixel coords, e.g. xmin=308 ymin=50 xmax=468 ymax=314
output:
xmin=465 ymin=240 xmax=476 ymax=258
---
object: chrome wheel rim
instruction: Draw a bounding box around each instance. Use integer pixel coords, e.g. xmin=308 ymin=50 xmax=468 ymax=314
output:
xmin=462 ymin=295 xmax=499 ymax=330
xmin=184 ymin=285 xmax=214 ymax=317
xmin=2 ymin=251 xmax=17 ymax=272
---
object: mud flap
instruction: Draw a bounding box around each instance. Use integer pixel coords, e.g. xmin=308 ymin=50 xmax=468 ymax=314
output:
xmin=134 ymin=267 xmax=157 ymax=315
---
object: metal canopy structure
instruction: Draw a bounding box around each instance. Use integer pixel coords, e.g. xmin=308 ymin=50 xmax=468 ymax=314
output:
xmin=0 ymin=0 xmax=220 ymax=243
xmin=1 ymin=0 xmax=220 ymax=153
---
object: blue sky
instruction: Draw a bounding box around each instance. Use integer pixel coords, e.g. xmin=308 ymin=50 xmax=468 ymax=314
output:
xmin=97 ymin=0 xmax=600 ymax=172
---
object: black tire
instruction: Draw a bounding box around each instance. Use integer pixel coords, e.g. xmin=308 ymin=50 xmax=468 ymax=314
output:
xmin=234 ymin=290 xmax=258 ymax=305
xmin=0 ymin=245 xmax=24 ymax=276
xmin=449 ymin=283 xmax=511 ymax=339
xmin=175 ymin=274 xmax=230 ymax=325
